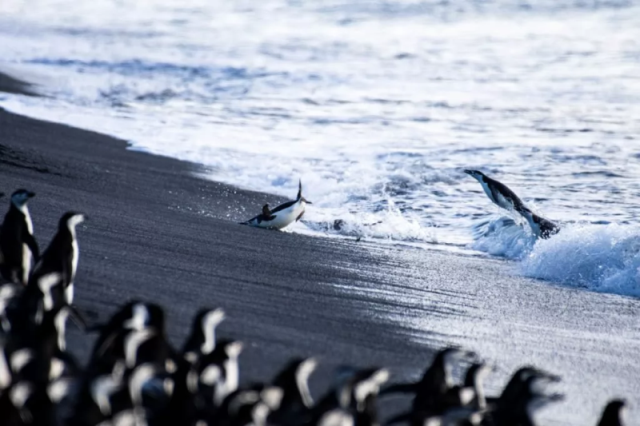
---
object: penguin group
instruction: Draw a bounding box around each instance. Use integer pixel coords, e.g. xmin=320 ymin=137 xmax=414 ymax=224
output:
xmin=0 ymin=297 xmax=628 ymax=426
xmin=0 ymin=189 xmax=626 ymax=425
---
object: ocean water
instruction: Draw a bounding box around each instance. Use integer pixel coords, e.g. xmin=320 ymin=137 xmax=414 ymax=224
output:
xmin=1 ymin=0 xmax=640 ymax=296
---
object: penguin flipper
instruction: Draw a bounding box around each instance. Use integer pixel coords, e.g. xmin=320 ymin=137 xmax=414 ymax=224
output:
xmin=66 ymin=304 xmax=89 ymax=331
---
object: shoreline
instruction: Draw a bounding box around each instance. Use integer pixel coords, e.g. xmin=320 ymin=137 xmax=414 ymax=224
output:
xmin=1 ymin=71 xmax=639 ymax=425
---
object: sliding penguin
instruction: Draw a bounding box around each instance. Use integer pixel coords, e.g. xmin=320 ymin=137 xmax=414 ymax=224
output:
xmin=242 ymin=180 xmax=312 ymax=230
xmin=0 ymin=189 xmax=39 ymax=285
xmin=464 ymin=170 xmax=559 ymax=239
xmin=28 ymin=211 xmax=86 ymax=309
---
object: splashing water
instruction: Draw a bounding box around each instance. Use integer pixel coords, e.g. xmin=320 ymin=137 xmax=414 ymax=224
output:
xmin=1 ymin=0 xmax=640 ymax=296
xmin=522 ymin=224 xmax=640 ymax=297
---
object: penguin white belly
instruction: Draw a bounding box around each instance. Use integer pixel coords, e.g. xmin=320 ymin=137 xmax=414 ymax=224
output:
xmin=258 ymin=202 xmax=305 ymax=230
xmin=21 ymin=244 xmax=31 ymax=284
xmin=494 ymin=191 xmax=515 ymax=211
xmin=24 ymin=212 xmax=33 ymax=235
xmin=70 ymin=240 xmax=79 ymax=283
xmin=65 ymin=284 xmax=74 ymax=305
xmin=478 ymin=180 xmax=512 ymax=211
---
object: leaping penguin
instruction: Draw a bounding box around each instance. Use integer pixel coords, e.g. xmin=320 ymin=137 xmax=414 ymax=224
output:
xmin=464 ymin=170 xmax=560 ymax=239
xmin=242 ymin=180 xmax=312 ymax=230
xmin=0 ymin=189 xmax=39 ymax=285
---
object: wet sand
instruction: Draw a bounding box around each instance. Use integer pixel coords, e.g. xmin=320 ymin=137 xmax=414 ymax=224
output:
xmin=0 ymin=71 xmax=638 ymax=425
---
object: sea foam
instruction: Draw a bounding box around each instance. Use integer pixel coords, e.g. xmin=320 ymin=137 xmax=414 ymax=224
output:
xmin=521 ymin=223 xmax=640 ymax=297
xmin=472 ymin=216 xmax=640 ymax=297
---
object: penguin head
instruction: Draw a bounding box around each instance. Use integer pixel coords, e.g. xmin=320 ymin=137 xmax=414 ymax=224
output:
xmin=59 ymin=211 xmax=86 ymax=231
xmin=10 ymin=189 xmax=35 ymax=207
xmin=191 ymin=307 xmax=226 ymax=356
xmin=352 ymin=367 xmax=390 ymax=411
xmin=197 ymin=308 xmax=226 ymax=333
xmin=223 ymin=340 xmax=244 ymax=359
xmin=439 ymin=346 xmax=478 ymax=366
xmin=123 ymin=302 xmax=165 ymax=332
xmin=464 ymin=170 xmax=486 ymax=182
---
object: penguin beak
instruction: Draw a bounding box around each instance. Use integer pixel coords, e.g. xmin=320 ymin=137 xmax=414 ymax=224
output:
xmin=27 ymin=191 xmax=35 ymax=198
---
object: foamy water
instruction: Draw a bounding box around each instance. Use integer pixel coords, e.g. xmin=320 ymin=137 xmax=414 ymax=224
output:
xmin=1 ymin=0 xmax=640 ymax=296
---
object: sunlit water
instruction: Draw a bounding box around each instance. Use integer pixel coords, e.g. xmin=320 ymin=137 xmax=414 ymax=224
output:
xmin=1 ymin=0 xmax=640 ymax=295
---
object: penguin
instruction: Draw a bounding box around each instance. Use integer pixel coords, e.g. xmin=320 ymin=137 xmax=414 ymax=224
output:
xmin=488 ymin=366 xmax=560 ymax=411
xmin=382 ymin=348 xmax=478 ymax=426
xmin=188 ymin=339 xmax=243 ymax=406
xmin=464 ymin=170 xmax=559 ymax=239
xmin=182 ymin=308 xmax=226 ymax=364
xmin=242 ymin=180 xmax=312 ymax=230
xmin=381 ymin=347 xmax=477 ymax=405
xmin=597 ymin=399 xmax=626 ymax=426
xmin=269 ymin=357 xmax=318 ymax=426
xmin=491 ymin=373 xmax=564 ymax=426
xmin=0 ymin=189 xmax=39 ymax=285
xmin=8 ymin=304 xmax=73 ymax=385
xmin=97 ymin=304 xmax=175 ymax=372
xmin=461 ymin=362 xmax=493 ymax=410
xmin=28 ymin=212 xmax=86 ymax=309
xmin=89 ymin=301 xmax=159 ymax=359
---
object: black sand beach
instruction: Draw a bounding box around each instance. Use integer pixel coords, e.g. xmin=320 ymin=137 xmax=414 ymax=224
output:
xmin=0 ymin=72 xmax=639 ymax=425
